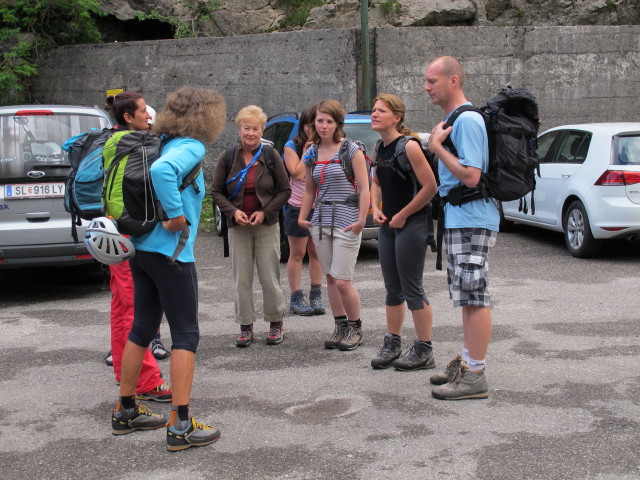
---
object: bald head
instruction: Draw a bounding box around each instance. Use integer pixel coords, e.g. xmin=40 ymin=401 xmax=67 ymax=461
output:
xmin=428 ymin=56 xmax=465 ymax=88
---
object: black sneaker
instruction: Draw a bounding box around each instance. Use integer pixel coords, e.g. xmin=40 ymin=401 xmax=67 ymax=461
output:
xmin=151 ymin=338 xmax=169 ymax=359
xmin=111 ymin=402 xmax=166 ymax=435
xmin=371 ymin=333 xmax=402 ymax=369
xmin=104 ymin=350 xmax=113 ymax=366
xmin=167 ymin=417 xmax=221 ymax=452
xmin=392 ymin=340 xmax=436 ymax=371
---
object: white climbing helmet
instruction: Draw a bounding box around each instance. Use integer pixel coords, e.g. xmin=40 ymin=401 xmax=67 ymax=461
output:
xmin=84 ymin=217 xmax=135 ymax=265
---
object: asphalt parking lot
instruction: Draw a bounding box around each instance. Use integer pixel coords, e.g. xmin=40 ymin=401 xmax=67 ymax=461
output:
xmin=1 ymin=226 xmax=639 ymax=480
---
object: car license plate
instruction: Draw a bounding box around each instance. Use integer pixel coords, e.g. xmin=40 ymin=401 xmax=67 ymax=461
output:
xmin=4 ymin=183 xmax=65 ymax=199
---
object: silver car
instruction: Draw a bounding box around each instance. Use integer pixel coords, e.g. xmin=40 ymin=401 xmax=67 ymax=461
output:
xmin=0 ymin=105 xmax=112 ymax=268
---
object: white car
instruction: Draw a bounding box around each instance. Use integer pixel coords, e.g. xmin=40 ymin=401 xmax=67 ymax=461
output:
xmin=500 ymin=123 xmax=640 ymax=258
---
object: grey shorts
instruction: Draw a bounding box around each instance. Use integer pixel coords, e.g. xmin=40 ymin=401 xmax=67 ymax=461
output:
xmin=445 ymin=228 xmax=497 ymax=307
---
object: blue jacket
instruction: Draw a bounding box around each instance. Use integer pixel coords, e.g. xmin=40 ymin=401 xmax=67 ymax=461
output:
xmin=131 ymin=137 xmax=206 ymax=262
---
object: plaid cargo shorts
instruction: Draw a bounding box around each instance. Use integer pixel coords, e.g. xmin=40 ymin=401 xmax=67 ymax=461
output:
xmin=445 ymin=228 xmax=497 ymax=307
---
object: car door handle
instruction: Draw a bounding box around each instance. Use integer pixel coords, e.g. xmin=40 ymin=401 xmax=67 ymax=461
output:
xmin=562 ymin=172 xmax=572 ymax=178
xmin=25 ymin=212 xmax=51 ymax=222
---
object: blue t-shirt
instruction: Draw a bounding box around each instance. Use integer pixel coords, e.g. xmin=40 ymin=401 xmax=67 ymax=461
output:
xmin=438 ymin=105 xmax=499 ymax=231
xmin=131 ymin=137 xmax=206 ymax=262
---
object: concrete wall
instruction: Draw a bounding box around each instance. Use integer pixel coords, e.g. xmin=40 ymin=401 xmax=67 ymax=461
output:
xmin=375 ymin=25 xmax=640 ymax=133
xmin=33 ymin=25 xmax=640 ymax=173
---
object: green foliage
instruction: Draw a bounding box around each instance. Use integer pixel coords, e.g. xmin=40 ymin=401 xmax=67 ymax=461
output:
xmin=136 ymin=1 xmax=221 ymax=39
xmin=200 ymin=193 xmax=216 ymax=233
xmin=379 ymin=0 xmax=402 ymax=18
xmin=275 ymin=0 xmax=325 ymax=31
xmin=0 ymin=0 xmax=105 ymax=105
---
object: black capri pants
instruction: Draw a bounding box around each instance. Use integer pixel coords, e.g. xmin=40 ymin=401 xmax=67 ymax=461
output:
xmin=128 ymin=251 xmax=200 ymax=353
xmin=378 ymin=212 xmax=430 ymax=310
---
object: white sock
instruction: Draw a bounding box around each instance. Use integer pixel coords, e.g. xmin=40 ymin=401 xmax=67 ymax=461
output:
xmin=462 ymin=348 xmax=470 ymax=365
xmin=466 ymin=356 xmax=485 ymax=372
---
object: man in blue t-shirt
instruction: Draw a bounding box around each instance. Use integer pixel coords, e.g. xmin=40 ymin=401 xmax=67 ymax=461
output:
xmin=425 ymin=56 xmax=499 ymax=400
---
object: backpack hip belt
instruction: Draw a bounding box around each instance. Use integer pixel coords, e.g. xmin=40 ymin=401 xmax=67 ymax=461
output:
xmin=441 ymin=183 xmax=489 ymax=207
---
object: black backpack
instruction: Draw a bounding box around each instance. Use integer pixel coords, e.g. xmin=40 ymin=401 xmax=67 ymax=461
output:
xmin=373 ymin=135 xmax=443 ymax=268
xmin=442 ymin=86 xmax=540 ymax=213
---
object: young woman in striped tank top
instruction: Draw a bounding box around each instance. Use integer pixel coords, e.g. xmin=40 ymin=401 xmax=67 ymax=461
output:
xmin=298 ymin=99 xmax=370 ymax=351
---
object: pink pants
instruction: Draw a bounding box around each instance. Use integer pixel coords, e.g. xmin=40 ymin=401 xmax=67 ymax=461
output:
xmin=109 ymin=261 xmax=163 ymax=394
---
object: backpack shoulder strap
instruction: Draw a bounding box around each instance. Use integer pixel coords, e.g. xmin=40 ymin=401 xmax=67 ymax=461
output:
xmin=338 ymin=138 xmax=356 ymax=184
xmin=444 ymin=104 xmax=483 ymax=128
xmin=224 ymin=145 xmax=237 ymax=176
xmin=373 ymin=138 xmax=383 ymax=162
xmin=262 ymin=144 xmax=276 ymax=176
xmin=443 ymin=105 xmax=484 ymax=156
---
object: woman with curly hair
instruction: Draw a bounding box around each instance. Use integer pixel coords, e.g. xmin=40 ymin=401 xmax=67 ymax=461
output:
xmin=111 ymin=86 xmax=227 ymax=452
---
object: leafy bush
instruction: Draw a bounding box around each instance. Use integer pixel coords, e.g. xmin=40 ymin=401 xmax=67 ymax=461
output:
xmin=0 ymin=0 xmax=105 ymax=105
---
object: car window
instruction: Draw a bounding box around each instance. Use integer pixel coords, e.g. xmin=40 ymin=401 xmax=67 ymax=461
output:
xmin=554 ymin=131 xmax=591 ymax=164
xmin=263 ymin=121 xmax=295 ymax=155
xmin=344 ymin=123 xmax=380 ymax=155
xmin=0 ymin=112 xmax=107 ymax=181
xmin=613 ymin=135 xmax=640 ymax=165
xmin=536 ymin=131 xmax=560 ymax=163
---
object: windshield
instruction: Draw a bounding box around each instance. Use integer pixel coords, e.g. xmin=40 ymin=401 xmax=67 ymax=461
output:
xmin=613 ymin=134 xmax=640 ymax=166
xmin=0 ymin=112 xmax=108 ymax=180
xmin=344 ymin=123 xmax=380 ymax=155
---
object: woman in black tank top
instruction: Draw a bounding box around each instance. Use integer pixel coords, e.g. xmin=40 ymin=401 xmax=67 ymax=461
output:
xmin=369 ymin=93 xmax=439 ymax=371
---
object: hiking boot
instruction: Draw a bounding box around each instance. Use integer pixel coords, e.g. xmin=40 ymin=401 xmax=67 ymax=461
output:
xmin=324 ymin=319 xmax=348 ymax=349
xmin=430 ymin=354 xmax=463 ymax=385
xmin=431 ymin=365 xmax=489 ymax=400
xmin=167 ymin=416 xmax=221 ymax=452
xmin=371 ymin=333 xmax=402 ymax=369
xmin=392 ymin=340 xmax=436 ymax=371
xmin=309 ymin=288 xmax=326 ymax=315
xmin=267 ymin=321 xmax=285 ymax=345
xmin=289 ymin=290 xmax=314 ymax=316
xmin=236 ymin=324 xmax=253 ymax=348
xmin=151 ymin=337 xmax=169 ymax=359
xmin=136 ymin=382 xmax=172 ymax=403
xmin=111 ymin=402 xmax=166 ymax=435
xmin=338 ymin=321 xmax=363 ymax=351
xmin=104 ymin=350 xmax=113 ymax=366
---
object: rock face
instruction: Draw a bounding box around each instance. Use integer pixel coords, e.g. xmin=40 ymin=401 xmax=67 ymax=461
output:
xmin=97 ymin=0 xmax=640 ymax=39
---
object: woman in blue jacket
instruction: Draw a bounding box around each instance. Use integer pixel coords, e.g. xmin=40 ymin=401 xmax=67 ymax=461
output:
xmin=111 ymin=87 xmax=227 ymax=452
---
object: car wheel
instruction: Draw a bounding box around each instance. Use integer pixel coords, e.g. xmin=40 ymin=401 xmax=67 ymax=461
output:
xmin=563 ymin=201 xmax=602 ymax=258
xmin=494 ymin=199 xmax=515 ymax=232
xmin=214 ymin=204 xmax=224 ymax=237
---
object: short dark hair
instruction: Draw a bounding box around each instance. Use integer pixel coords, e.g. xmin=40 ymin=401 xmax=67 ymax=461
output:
xmin=112 ymin=91 xmax=144 ymax=126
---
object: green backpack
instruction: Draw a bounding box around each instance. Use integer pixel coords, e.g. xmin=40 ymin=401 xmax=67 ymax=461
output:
xmin=102 ymin=130 xmax=164 ymax=236
xmin=102 ymin=130 xmax=202 ymax=237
